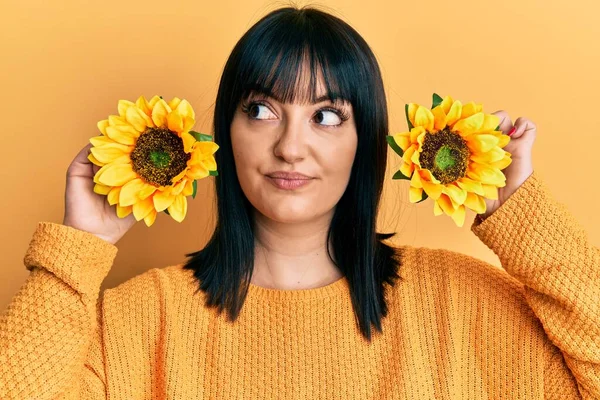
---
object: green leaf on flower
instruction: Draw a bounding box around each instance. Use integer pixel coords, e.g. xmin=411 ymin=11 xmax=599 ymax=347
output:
xmin=386 ymin=135 xmax=404 ymax=157
xmin=392 ymin=170 xmax=411 ymax=180
xmin=405 ymin=104 xmax=414 ymax=130
xmin=209 ymin=170 xmax=218 ymax=176
xmin=192 ymin=180 xmax=197 ymax=199
xmin=189 ymin=130 xmax=214 ymax=142
xmin=495 ymin=124 xmax=500 ymax=131
xmin=432 ymin=93 xmax=443 ymax=109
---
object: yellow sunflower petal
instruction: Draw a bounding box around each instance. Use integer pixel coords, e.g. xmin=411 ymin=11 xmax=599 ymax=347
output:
xmin=167 ymin=195 xmax=187 ymax=222
xmin=456 ymin=177 xmax=485 ymax=196
xmin=460 ymin=101 xmax=482 ymax=120
xmin=148 ymin=95 xmax=162 ymax=108
xmin=171 ymin=179 xmax=187 ymax=196
xmin=90 ymin=143 xmax=132 ymax=164
xmin=116 ymin=204 xmax=132 ymax=218
xmin=437 ymin=193 xmax=455 ymax=215
xmin=168 ymin=97 xmax=182 ymax=111
xmin=407 ymin=103 xmax=419 ymax=128
xmin=153 ymin=187 xmax=176 ymax=212
xmin=446 ymin=100 xmax=462 ymax=126
xmin=108 ymin=115 xmax=128 ymax=126
xmin=132 ymin=196 xmax=154 ymax=221
xmin=105 ymin=125 xmax=139 ymax=146
xmin=93 ymin=183 xmax=111 ymax=195
xmin=151 ymin=99 xmax=172 ymax=128
xmin=135 ymin=95 xmax=153 ymax=121
xmin=138 ymin=183 xmax=157 ymax=200
xmin=414 ymin=106 xmax=435 ymax=132
xmin=118 ymin=100 xmax=135 ymax=117
xmin=167 ymin=110 xmax=184 ymax=133
xmin=409 ymin=126 xmax=426 ymax=143
xmin=402 ymin=145 xmax=417 ymax=166
xmin=449 ymin=204 xmax=466 ymax=227
xmin=182 ymin=179 xmax=194 ymax=196
xmin=482 ymin=184 xmax=499 ymax=200
xmin=431 ymin=106 xmax=447 ymax=131
xmin=194 ymin=141 xmax=220 ymax=156
xmin=433 ymin=199 xmax=444 ymax=216
xmin=490 ymin=154 xmax=512 ymax=170
xmin=88 ymin=153 xmax=104 ymax=167
xmin=187 ymin=163 xmax=209 ymax=180
xmin=171 ymin=168 xmax=188 ymax=184
xmin=97 ymin=120 xmax=109 ymax=136
xmin=467 ymin=162 xmax=505 ymax=186
xmin=421 ymin=179 xmax=444 ymax=200
xmin=126 ymin=105 xmax=153 ymax=133
xmin=476 ymin=114 xmax=500 ymax=134
xmin=466 ymin=133 xmax=500 ymax=153
xmin=399 ymin=162 xmax=414 ymax=178
xmin=97 ymin=163 xmax=138 ymax=187
xmin=107 ymin=186 xmax=121 ymax=205
xmin=470 ymin=146 xmax=505 ymax=163
xmin=410 ymin=169 xmax=423 ymax=188
xmin=464 ymin=191 xmax=487 ymax=214
xmin=181 ymin=131 xmax=196 ymax=153
xmin=89 ymin=135 xmax=114 ymax=147
xmin=440 ymin=95 xmax=454 ymax=115
xmin=497 ymin=134 xmax=511 ymax=148
xmin=392 ymin=132 xmax=411 ymax=151
xmin=409 ymin=186 xmax=424 ymax=203
xmin=453 ymin=112 xmax=484 ymax=136
xmin=174 ymin=100 xmax=196 ymax=132
xmin=442 ymin=183 xmax=467 ymax=206
xmin=143 ymin=209 xmax=157 ymax=227
xmin=410 ymin=147 xmax=421 ymax=167
xmin=119 ymin=178 xmax=146 ymax=207
xmin=419 ymin=168 xmax=441 ymax=184
xmin=202 ymin=156 xmax=217 ymax=171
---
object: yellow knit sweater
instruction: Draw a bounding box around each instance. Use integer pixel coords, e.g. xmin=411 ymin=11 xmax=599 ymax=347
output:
xmin=1 ymin=171 xmax=599 ymax=399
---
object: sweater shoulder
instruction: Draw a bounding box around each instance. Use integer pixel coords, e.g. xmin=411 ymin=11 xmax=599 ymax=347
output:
xmin=397 ymin=244 xmax=534 ymax=315
xmin=101 ymin=263 xmax=202 ymax=330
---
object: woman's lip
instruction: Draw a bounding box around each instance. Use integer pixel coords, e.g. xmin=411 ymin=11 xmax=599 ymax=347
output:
xmin=266 ymin=176 xmax=314 ymax=190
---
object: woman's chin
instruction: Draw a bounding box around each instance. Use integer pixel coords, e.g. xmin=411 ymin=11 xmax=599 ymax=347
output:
xmin=257 ymin=204 xmax=318 ymax=224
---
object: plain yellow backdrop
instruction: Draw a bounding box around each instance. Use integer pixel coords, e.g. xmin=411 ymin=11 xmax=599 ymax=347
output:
xmin=1 ymin=0 xmax=599 ymax=310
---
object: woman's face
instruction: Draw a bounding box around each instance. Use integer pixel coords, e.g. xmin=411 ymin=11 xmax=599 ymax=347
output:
xmin=230 ymin=71 xmax=358 ymax=224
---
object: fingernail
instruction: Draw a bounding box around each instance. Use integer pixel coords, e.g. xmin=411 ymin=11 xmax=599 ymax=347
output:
xmin=508 ymin=127 xmax=516 ymax=136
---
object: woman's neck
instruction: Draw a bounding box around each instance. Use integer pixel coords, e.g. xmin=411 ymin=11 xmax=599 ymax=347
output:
xmin=250 ymin=210 xmax=342 ymax=290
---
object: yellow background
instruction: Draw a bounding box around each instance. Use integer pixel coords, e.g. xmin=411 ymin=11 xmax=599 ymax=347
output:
xmin=2 ymin=0 xmax=599 ymax=309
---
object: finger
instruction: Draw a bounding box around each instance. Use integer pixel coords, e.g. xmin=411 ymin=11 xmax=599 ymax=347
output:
xmin=511 ymin=117 xmax=536 ymax=140
xmin=491 ymin=110 xmax=514 ymax=135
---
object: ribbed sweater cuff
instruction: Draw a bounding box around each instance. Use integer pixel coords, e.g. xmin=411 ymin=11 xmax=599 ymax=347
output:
xmin=470 ymin=170 xmax=587 ymax=278
xmin=23 ymin=222 xmax=118 ymax=296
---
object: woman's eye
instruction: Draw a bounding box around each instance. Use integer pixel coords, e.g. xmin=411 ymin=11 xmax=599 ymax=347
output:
xmin=242 ymin=101 xmax=348 ymax=127
xmin=247 ymin=103 xmax=276 ymax=120
xmin=314 ymin=110 xmax=342 ymax=126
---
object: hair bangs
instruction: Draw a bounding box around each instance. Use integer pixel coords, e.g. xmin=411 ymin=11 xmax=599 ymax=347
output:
xmin=234 ymin=18 xmax=358 ymax=109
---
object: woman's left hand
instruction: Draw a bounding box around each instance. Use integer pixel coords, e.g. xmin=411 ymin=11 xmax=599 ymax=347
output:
xmin=480 ymin=111 xmax=537 ymax=220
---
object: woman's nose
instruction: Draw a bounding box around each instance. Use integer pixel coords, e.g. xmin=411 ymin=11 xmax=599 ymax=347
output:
xmin=272 ymin=118 xmax=308 ymax=163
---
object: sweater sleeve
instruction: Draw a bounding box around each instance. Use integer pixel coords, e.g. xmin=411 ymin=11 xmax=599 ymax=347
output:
xmin=470 ymin=170 xmax=600 ymax=399
xmin=0 ymin=222 xmax=118 ymax=399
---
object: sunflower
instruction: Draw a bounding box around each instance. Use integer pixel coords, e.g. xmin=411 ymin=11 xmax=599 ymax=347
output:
xmin=387 ymin=93 xmax=512 ymax=227
xmin=88 ymin=95 xmax=219 ymax=227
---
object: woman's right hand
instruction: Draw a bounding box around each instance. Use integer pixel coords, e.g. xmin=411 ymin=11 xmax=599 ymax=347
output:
xmin=62 ymin=143 xmax=137 ymax=245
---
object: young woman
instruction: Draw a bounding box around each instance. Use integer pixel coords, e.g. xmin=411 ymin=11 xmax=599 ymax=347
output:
xmin=1 ymin=5 xmax=598 ymax=399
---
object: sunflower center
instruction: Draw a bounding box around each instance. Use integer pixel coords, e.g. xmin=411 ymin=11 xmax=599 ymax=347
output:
xmin=130 ymin=127 xmax=191 ymax=187
xmin=419 ymin=127 xmax=470 ymax=185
